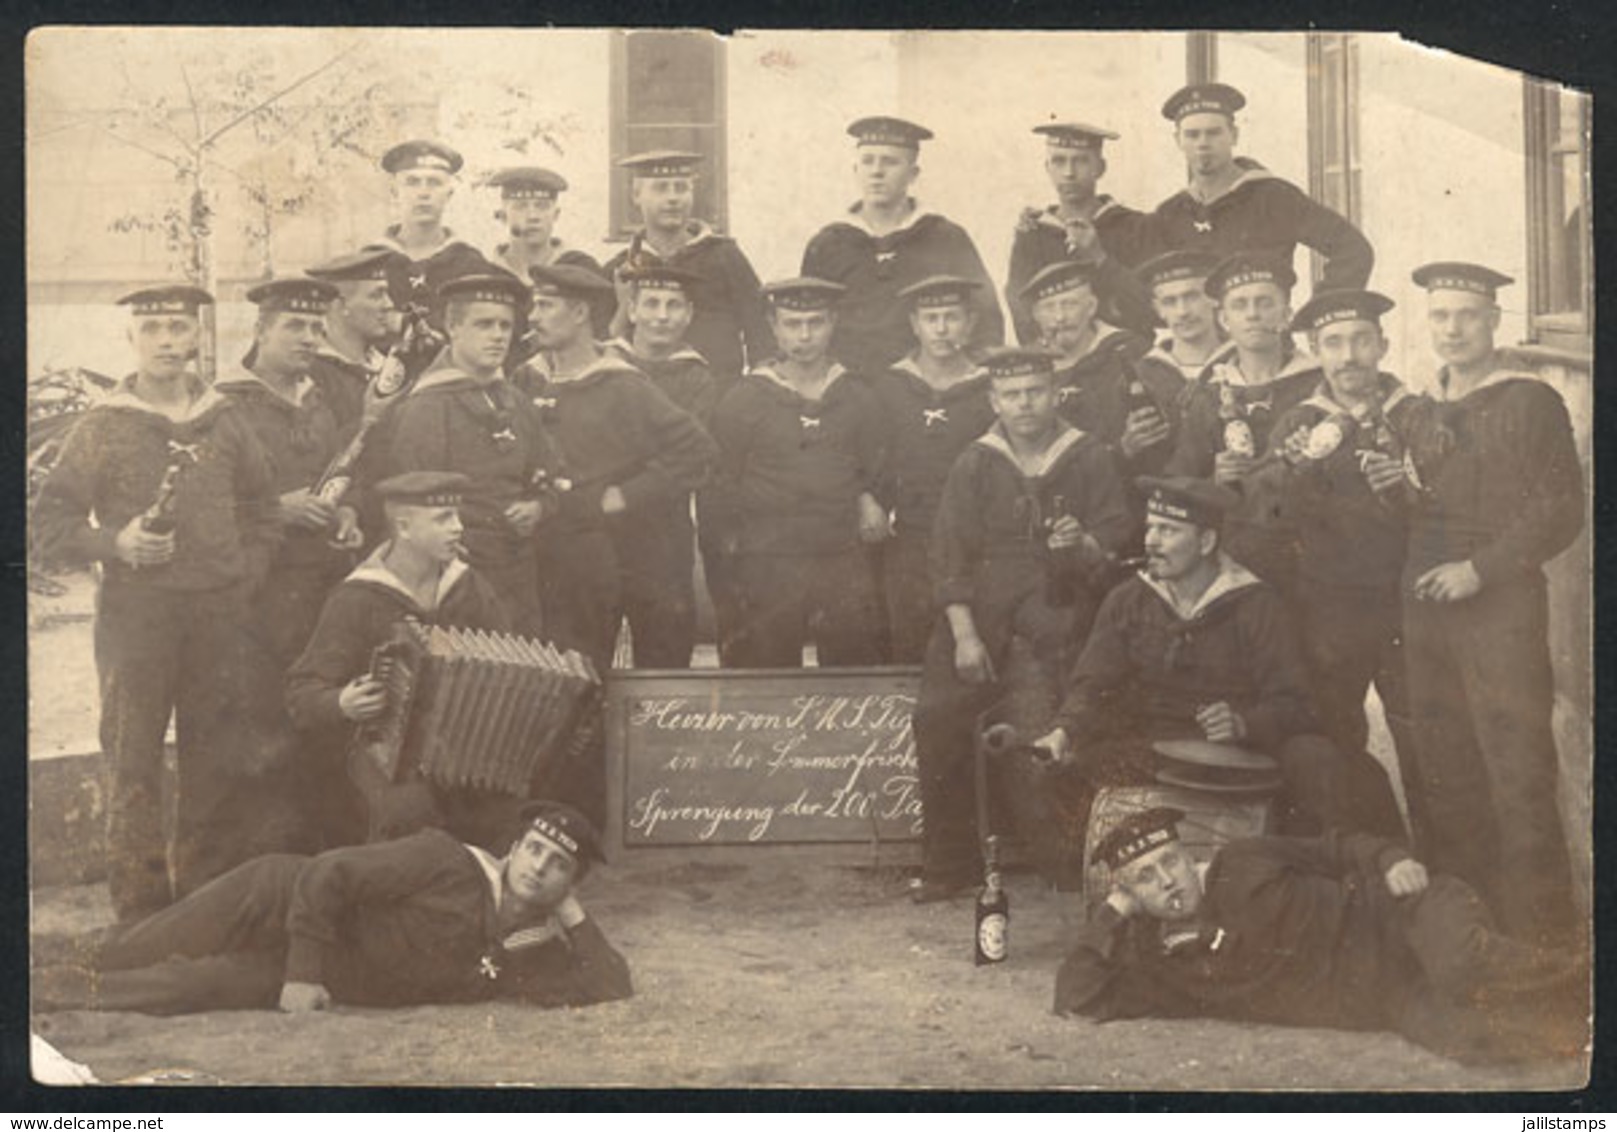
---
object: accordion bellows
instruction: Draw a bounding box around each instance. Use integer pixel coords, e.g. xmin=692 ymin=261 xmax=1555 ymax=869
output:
xmin=354 ymin=619 xmax=602 ymax=796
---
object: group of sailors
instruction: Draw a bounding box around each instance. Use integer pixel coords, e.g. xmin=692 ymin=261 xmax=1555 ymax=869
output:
xmin=33 ymin=81 xmax=1583 ymax=989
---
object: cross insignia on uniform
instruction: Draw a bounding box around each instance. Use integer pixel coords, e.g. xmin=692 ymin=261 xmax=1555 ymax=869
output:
xmin=533 ymin=396 xmax=558 ymax=410
xmin=1193 ymin=220 xmax=1213 ymax=233
xmin=800 ymin=415 xmax=821 ymax=430
xmin=166 ymin=440 xmax=202 ymax=464
xmin=923 ymin=408 xmax=948 ymax=428
xmin=875 ymin=251 xmax=897 ymax=265
xmin=409 ymin=272 xmax=428 ymax=291
xmin=491 ymin=427 xmax=517 ymax=444
xmin=478 ymin=955 xmax=501 ymax=981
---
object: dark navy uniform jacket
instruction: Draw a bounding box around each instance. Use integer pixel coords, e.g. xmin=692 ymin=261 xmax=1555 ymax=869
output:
xmin=283 ymin=827 xmax=632 ymax=1008
xmin=1150 ymin=168 xmax=1373 ymax=291
xmin=706 ymin=363 xmax=885 ymax=557
xmin=1404 ymin=369 xmax=1583 ymax=587
xmin=34 ymin=377 xmax=280 ymax=592
xmin=1006 ymin=199 xmax=1158 ymax=343
xmin=868 ymin=357 xmax=994 ymax=540
xmin=1054 ymin=830 xmax=1416 ymax=1031
xmin=802 ymin=204 xmax=1005 ymax=375
xmin=603 ymin=222 xmax=773 ymax=382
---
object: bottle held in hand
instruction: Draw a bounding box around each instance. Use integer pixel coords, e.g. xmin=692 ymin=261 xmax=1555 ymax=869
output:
xmin=1042 ymin=493 xmax=1076 ymax=608
xmin=1216 ymin=383 xmax=1256 ymax=458
xmin=140 ymin=462 xmax=184 ymax=535
xmin=1126 ymin=373 xmax=1167 ymax=453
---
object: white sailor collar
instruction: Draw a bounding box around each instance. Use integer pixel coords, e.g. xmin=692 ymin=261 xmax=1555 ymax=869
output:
xmin=630 ymin=220 xmax=721 ymax=257
xmin=1180 ymin=165 xmax=1282 ymax=208
xmin=844 ymin=198 xmax=940 ymax=239
xmin=1437 ymin=364 xmax=1542 ymax=402
xmin=525 ymin=348 xmax=644 ymax=387
xmin=1201 ymin=342 xmax=1317 ymax=389
xmin=98 ymin=374 xmax=229 ymax=423
xmin=409 ymin=351 xmax=505 ymax=395
xmin=376 ymin=225 xmax=470 ymax=259
xmin=462 ymin=843 xmax=566 ymax=950
xmin=214 ymin=367 xmax=317 ymax=409
xmin=889 ymin=354 xmax=988 ymax=392
xmin=1028 ymin=195 xmax=1125 ymax=230
xmin=1137 ymin=551 xmax=1264 ymax=621
xmin=1146 ymin=335 xmax=1219 ymax=379
xmin=344 ymin=542 xmax=471 ymax=612
xmin=604 ymin=337 xmax=709 ymax=368
xmin=1300 ymin=372 xmax=1411 ymax=417
xmin=749 ymin=361 xmax=852 ymax=402
xmin=973 ymin=420 xmax=1088 ymax=479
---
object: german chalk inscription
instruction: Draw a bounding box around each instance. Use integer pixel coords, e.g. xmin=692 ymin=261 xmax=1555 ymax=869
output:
xmin=606 ymin=671 xmax=923 ymax=846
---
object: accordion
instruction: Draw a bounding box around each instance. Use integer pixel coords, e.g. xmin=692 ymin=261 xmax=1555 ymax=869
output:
xmin=351 ymin=619 xmax=602 ymax=797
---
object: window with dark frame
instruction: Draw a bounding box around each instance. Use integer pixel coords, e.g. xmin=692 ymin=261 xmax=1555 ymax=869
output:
xmin=608 ymin=30 xmax=728 ymax=240
xmin=1306 ymin=33 xmax=1362 ymax=286
xmin=1523 ymin=79 xmax=1591 ymax=354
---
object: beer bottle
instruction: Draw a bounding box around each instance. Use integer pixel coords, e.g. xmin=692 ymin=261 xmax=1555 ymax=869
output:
xmin=1216 ymin=383 xmax=1256 ymax=458
xmin=140 ymin=462 xmax=184 ymax=535
xmin=311 ymin=306 xmax=435 ymax=506
xmin=1042 ymin=493 xmax=1076 ymax=607
xmin=975 ymin=834 xmax=1008 ymax=966
xmin=1125 ymin=370 xmax=1166 ymax=453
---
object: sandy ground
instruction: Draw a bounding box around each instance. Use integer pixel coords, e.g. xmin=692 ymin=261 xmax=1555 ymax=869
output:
xmin=28 ymin=849 xmax=1589 ymax=1093
xmin=26 ymin=572 xmax=1592 ymax=1093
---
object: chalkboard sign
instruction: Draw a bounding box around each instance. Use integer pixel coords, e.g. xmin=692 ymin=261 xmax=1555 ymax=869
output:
xmin=605 ymin=667 xmax=923 ymax=850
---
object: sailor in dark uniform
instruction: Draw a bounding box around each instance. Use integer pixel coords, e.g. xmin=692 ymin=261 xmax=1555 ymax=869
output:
xmin=370 ymin=139 xmax=492 ymax=328
xmin=1031 ymin=477 xmax=1350 ymax=846
xmin=33 ymin=802 xmax=633 ymax=1016
xmin=602 ymin=150 xmax=773 ymax=388
xmin=706 ymin=278 xmax=889 ymax=668
xmin=1006 ymin=121 xmax=1156 ymax=344
xmin=1268 ymin=289 xmax=1439 ymax=839
xmin=1053 ymin=807 xmax=1587 ymax=1065
xmin=603 ymin=266 xmax=730 ymax=662
xmin=1168 ymin=252 xmax=1318 ymax=594
xmin=513 ymin=263 xmax=716 ymax=674
xmin=216 ymin=277 xmax=364 ymax=857
xmin=486 ymin=166 xmax=602 ymax=280
xmin=304 ymin=247 xmax=404 ymax=432
xmin=1401 ymin=262 xmax=1585 ymax=949
xmin=801 ymin=117 xmax=1004 ymax=375
xmin=286 ymin=471 xmax=515 ymax=850
xmin=910 ymin=347 xmax=1132 ymax=901
xmin=1149 ymin=84 xmax=1373 ymax=291
xmin=485 ymin=166 xmax=609 ymax=346
xmin=1019 ymin=262 xmax=1182 ymax=515
xmin=32 ymin=285 xmax=281 ymax=919
xmin=1132 ymin=249 xmax=1226 ymax=380
xmin=364 ymin=271 xmax=561 ymax=637
xmin=869 ymin=275 xmax=995 ymax=662
xmin=218 ymin=277 xmax=359 ymax=668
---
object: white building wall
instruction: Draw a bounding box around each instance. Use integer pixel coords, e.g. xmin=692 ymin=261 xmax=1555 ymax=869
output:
xmin=1356 ymin=35 xmax=1529 ymax=390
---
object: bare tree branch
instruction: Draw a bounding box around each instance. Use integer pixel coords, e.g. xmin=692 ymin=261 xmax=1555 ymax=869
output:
xmin=98 ymin=125 xmax=190 ymax=173
xmin=180 ymin=64 xmax=205 ymax=146
xmin=197 ymin=41 xmax=365 ymax=152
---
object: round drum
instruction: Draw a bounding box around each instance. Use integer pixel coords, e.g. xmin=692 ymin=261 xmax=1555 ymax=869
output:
xmin=1082 ymin=782 xmax=1275 ymax=899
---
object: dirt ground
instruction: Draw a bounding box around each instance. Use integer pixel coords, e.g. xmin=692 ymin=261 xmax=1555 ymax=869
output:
xmin=28 ymin=847 xmax=1589 ymax=1093
xmin=25 ymin=573 xmax=1592 ymax=1093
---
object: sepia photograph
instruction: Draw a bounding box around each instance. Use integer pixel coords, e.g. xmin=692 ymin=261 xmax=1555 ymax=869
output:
xmin=23 ymin=25 xmax=1594 ymax=1091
